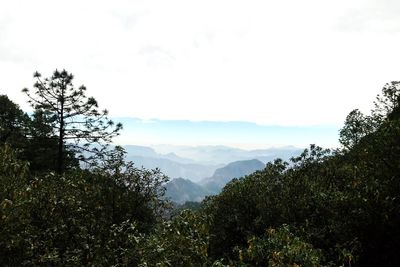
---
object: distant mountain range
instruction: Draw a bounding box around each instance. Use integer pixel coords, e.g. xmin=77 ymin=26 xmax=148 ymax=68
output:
xmin=122 ymin=144 xmax=302 ymax=203
xmin=124 ymin=145 xmax=196 ymax=164
xmin=123 ymin=145 xmax=221 ymax=182
xmin=122 ymin=144 xmax=301 ymax=182
xmin=152 ymin=144 xmax=303 ymax=165
xmin=165 ymin=159 xmax=265 ymax=203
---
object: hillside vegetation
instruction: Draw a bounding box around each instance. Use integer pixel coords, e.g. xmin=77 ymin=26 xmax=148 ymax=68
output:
xmin=1 ymin=72 xmax=399 ymax=266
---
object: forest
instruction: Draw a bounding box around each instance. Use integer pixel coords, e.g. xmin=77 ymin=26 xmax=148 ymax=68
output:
xmin=1 ymin=70 xmax=399 ymax=266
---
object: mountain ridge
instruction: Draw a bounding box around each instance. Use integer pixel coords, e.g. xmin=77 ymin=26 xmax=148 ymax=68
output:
xmin=165 ymin=159 xmax=265 ymax=203
xmin=201 ymin=159 xmax=265 ymax=194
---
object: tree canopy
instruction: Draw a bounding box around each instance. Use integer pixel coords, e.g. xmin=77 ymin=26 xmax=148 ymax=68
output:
xmin=0 ymin=95 xmax=29 ymax=148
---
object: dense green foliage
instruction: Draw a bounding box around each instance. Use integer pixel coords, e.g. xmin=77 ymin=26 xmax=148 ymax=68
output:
xmin=0 ymin=95 xmax=29 ymax=146
xmin=201 ymin=81 xmax=400 ymax=266
xmin=0 ymin=145 xmax=168 ymax=266
xmin=0 ymin=79 xmax=399 ymax=266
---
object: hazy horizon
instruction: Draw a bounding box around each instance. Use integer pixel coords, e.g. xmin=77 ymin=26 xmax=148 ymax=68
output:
xmin=113 ymin=117 xmax=340 ymax=150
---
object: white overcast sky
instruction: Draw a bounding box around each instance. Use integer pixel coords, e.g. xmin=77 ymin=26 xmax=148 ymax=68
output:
xmin=1 ymin=0 xmax=400 ymax=126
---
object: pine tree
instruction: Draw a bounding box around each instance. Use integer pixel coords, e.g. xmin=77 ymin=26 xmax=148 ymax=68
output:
xmin=22 ymin=70 xmax=122 ymax=173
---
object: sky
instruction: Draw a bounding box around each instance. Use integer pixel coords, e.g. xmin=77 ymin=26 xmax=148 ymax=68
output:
xmin=1 ymin=0 xmax=400 ymax=148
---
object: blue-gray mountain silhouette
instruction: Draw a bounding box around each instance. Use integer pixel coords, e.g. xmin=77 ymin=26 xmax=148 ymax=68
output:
xmin=200 ymin=159 xmax=265 ymax=194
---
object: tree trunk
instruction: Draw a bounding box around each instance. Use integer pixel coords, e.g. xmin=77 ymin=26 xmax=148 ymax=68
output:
xmin=57 ymin=85 xmax=65 ymax=174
